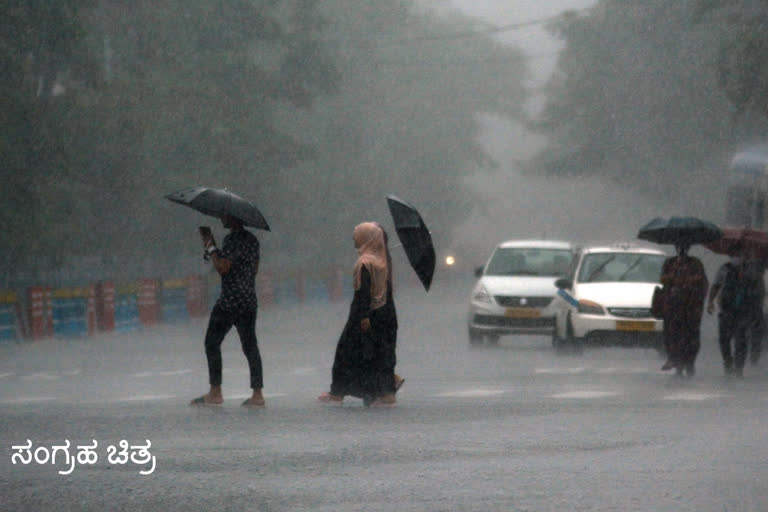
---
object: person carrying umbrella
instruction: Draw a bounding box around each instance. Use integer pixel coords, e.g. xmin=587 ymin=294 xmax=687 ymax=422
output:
xmin=318 ymin=222 xmax=402 ymax=407
xmin=191 ymin=214 xmax=265 ymax=407
xmin=706 ymin=243 xmax=764 ymax=376
xmin=658 ymin=242 xmax=709 ymax=377
xmin=638 ymin=217 xmax=721 ymax=377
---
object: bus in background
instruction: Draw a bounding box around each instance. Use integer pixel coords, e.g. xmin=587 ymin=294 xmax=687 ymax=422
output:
xmin=725 ymin=145 xmax=768 ymax=229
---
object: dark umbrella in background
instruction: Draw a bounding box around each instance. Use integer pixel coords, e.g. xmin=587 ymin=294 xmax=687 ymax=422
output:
xmin=637 ymin=216 xmax=722 ymax=246
xmin=165 ymin=187 xmax=271 ymax=231
xmin=704 ymin=227 xmax=768 ymax=259
xmin=386 ymin=195 xmax=435 ymax=291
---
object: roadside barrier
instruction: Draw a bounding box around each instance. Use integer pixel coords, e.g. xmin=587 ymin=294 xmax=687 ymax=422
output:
xmin=137 ymin=279 xmax=160 ymax=326
xmin=27 ymin=286 xmax=52 ymax=340
xmin=186 ymin=274 xmax=208 ymax=317
xmin=50 ymin=286 xmax=95 ymax=338
xmin=161 ymin=278 xmax=189 ymax=323
xmin=328 ymin=267 xmax=346 ymax=302
xmin=0 ymin=291 xmax=22 ymax=342
xmin=14 ymin=267 xmax=407 ymax=341
xmin=114 ymin=284 xmax=141 ymax=333
xmin=305 ymin=277 xmax=329 ymax=302
xmin=256 ymin=272 xmax=274 ymax=308
xmin=273 ymin=276 xmax=300 ymax=306
xmin=95 ymin=280 xmax=115 ymax=332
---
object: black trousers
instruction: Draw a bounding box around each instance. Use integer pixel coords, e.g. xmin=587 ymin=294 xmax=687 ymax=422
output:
xmin=718 ymin=312 xmax=749 ymax=370
xmin=204 ymin=304 xmax=263 ymax=389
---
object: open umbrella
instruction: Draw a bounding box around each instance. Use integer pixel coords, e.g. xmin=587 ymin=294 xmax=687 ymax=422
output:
xmin=386 ymin=195 xmax=435 ymax=291
xmin=637 ymin=216 xmax=722 ymax=246
xmin=165 ymin=187 xmax=270 ymax=231
xmin=703 ymin=227 xmax=768 ymax=259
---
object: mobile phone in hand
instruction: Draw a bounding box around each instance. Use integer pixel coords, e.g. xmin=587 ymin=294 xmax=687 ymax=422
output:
xmin=198 ymin=226 xmax=214 ymax=245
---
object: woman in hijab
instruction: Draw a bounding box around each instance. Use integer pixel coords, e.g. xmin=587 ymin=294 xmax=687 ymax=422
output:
xmin=318 ymin=222 xmax=401 ymax=406
xmin=659 ymin=242 xmax=709 ymax=377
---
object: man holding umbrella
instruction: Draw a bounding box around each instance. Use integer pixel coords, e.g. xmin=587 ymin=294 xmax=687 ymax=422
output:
xmin=166 ymin=187 xmax=269 ymax=406
xmin=638 ymin=217 xmax=719 ymax=377
xmin=191 ymin=214 xmax=265 ymax=407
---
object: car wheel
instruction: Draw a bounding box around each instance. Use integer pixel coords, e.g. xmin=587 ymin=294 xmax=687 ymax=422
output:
xmin=468 ymin=328 xmax=484 ymax=346
xmin=486 ymin=334 xmax=500 ymax=346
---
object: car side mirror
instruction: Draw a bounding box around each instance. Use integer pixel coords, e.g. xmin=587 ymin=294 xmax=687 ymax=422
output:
xmin=555 ymin=277 xmax=572 ymax=289
xmin=474 ymin=266 xmax=484 ymax=278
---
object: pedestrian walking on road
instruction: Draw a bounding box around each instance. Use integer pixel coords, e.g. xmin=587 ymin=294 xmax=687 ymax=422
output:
xmin=318 ymin=222 xmax=403 ymax=407
xmin=707 ymin=245 xmax=764 ymax=376
xmin=191 ymin=214 xmax=265 ymax=407
xmin=659 ymin=242 xmax=708 ymax=377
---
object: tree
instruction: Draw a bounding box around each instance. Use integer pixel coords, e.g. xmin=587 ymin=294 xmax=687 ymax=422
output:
xmin=531 ymin=0 xmax=768 ymax=206
xmin=1 ymin=0 xmax=529 ymax=283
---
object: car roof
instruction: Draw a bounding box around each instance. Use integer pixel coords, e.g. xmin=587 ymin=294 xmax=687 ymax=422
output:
xmin=496 ymin=240 xmax=573 ymax=250
xmin=580 ymin=243 xmax=667 ymax=255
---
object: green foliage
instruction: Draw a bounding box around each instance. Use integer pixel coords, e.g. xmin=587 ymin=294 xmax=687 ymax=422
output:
xmin=532 ymin=0 xmax=768 ymax=199
xmin=1 ymin=0 xmax=527 ymax=283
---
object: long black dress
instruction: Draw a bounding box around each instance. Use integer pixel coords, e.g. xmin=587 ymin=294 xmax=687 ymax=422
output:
xmin=330 ymin=266 xmax=398 ymax=404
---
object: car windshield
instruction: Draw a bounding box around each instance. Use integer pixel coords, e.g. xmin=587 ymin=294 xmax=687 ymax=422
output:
xmin=485 ymin=248 xmax=572 ymax=277
xmin=577 ymin=252 xmax=665 ymax=283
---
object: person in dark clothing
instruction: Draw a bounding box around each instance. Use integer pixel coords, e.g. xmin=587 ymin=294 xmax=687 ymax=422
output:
xmin=707 ymin=247 xmax=764 ymax=376
xmin=659 ymin=242 xmax=708 ymax=377
xmin=374 ymin=222 xmax=405 ymax=400
xmin=191 ymin=214 xmax=265 ymax=407
xmin=318 ymin=222 xmax=401 ymax=407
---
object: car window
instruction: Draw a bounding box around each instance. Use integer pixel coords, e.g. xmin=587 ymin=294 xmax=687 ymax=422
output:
xmin=577 ymin=253 xmax=665 ymax=283
xmin=485 ymin=248 xmax=572 ymax=277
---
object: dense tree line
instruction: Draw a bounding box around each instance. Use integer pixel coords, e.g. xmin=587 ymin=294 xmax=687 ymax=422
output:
xmin=532 ymin=0 xmax=768 ymax=210
xmin=1 ymin=0 xmax=526 ymax=283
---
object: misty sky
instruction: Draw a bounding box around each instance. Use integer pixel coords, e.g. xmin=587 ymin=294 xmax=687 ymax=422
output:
xmin=419 ymin=0 xmax=709 ymax=264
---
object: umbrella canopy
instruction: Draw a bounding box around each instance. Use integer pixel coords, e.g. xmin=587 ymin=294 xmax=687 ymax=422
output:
xmin=165 ymin=187 xmax=270 ymax=231
xmin=637 ymin=216 xmax=722 ymax=246
xmin=704 ymin=227 xmax=768 ymax=259
xmin=386 ymin=195 xmax=435 ymax=291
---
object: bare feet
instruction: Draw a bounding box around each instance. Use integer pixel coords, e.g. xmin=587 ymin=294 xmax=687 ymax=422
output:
xmin=370 ymin=393 xmax=396 ymax=407
xmin=242 ymin=389 xmax=265 ymax=407
xmin=190 ymin=391 xmax=223 ymax=406
xmin=394 ymin=374 xmax=405 ymax=392
xmin=317 ymin=392 xmax=344 ymax=404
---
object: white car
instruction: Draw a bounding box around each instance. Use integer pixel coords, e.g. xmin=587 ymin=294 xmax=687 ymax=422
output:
xmin=552 ymin=244 xmax=667 ymax=354
xmin=468 ymin=240 xmax=574 ymax=346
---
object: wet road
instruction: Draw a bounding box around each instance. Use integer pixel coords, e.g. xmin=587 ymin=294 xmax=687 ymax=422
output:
xmin=2 ymin=283 xmax=767 ymax=511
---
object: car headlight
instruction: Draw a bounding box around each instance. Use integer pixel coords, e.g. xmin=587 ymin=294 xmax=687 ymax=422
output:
xmin=577 ymin=299 xmax=604 ymax=315
xmin=472 ymin=283 xmax=493 ymax=304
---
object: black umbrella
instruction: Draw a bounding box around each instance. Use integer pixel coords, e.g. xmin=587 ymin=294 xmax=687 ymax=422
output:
xmin=637 ymin=216 xmax=722 ymax=246
xmin=386 ymin=195 xmax=435 ymax=291
xmin=165 ymin=187 xmax=270 ymax=231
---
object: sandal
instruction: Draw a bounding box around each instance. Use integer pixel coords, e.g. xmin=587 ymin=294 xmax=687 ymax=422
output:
xmin=190 ymin=395 xmax=222 ymax=406
xmin=241 ymin=398 xmax=265 ymax=408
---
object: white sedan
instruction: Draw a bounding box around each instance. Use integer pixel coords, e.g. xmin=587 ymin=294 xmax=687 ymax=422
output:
xmin=552 ymin=244 xmax=666 ymax=354
xmin=468 ymin=240 xmax=574 ymax=346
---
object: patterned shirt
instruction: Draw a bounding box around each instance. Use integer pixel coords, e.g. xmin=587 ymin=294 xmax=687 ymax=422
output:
xmin=217 ymin=228 xmax=260 ymax=312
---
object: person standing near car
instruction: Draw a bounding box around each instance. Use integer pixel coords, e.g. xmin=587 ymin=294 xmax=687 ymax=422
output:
xmin=191 ymin=214 xmax=265 ymax=407
xmin=659 ymin=242 xmax=708 ymax=377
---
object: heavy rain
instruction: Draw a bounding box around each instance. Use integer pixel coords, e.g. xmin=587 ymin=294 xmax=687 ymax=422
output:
xmin=2 ymin=1 xmax=768 ymax=510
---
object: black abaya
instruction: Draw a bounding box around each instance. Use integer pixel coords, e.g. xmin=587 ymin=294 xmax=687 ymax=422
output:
xmin=330 ymin=267 xmax=398 ymax=402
